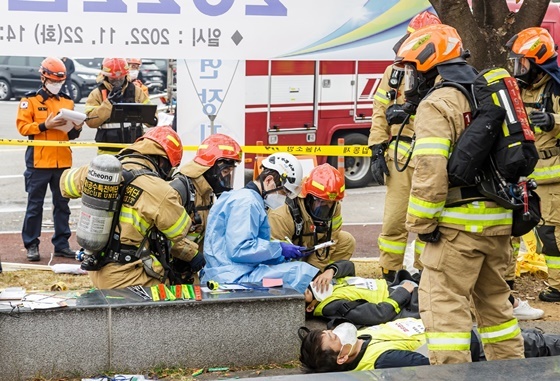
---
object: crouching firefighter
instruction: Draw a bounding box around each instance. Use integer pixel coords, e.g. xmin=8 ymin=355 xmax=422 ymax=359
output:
xmin=60 ymin=126 xmax=204 ymax=289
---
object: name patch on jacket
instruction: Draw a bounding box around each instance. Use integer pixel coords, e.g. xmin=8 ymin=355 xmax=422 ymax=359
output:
xmin=123 ymin=185 xmax=142 ymax=206
xmin=20 ymin=101 xmax=29 ymax=109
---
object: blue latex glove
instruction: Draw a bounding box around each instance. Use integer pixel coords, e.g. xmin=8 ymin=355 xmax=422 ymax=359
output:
xmin=280 ymin=242 xmax=308 ymax=260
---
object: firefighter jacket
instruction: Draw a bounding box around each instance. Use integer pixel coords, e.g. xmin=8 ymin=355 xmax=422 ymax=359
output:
xmin=200 ymin=185 xmax=319 ymax=294
xmin=406 ymin=83 xmax=512 ymax=236
xmin=177 ymin=160 xmax=215 ymax=252
xmin=132 ymin=79 xmax=149 ymax=97
xmin=268 ymin=197 xmax=347 ymax=256
xmin=368 ymin=65 xmax=415 ymax=166
xmin=16 ymin=89 xmax=81 ymax=169
xmin=60 ymin=140 xmax=197 ymax=288
xmin=522 ymin=74 xmax=560 ymax=185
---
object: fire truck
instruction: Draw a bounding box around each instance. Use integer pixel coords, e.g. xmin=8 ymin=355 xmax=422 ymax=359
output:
xmin=243 ymin=0 xmax=560 ymax=189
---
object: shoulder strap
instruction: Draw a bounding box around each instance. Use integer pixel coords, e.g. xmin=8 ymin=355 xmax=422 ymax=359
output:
xmin=433 ymin=81 xmax=476 ymax=111
xmin=334 ymin=299 xmax=368 ymax=318
xmin=286 ymin=198 xmax=304 ymax=245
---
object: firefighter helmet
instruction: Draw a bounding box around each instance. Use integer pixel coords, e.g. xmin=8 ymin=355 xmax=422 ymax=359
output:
xmin=126 ymin=58 xmax=142 ymax=65
xmin=407 ymin=11 xmax=441 ymax=34
xmin=137 ymin=126 xmax=183 ymax=167
xmin=261 ymin=153 xmax=303 ymax=199
xmin=395 ymin=24 xmax=466 ymax=73
xmin=301 ymin=164 xmax=345 ymax=202
xmin=39 ymin=57 xmax=67 ymax=81
xmin=101 ymin=58 xmax=129 ymax=79
xmin=194 ymin=134 xmax=242 ymax=167
xmin=506 ymin=27 xmax=558 ymax=65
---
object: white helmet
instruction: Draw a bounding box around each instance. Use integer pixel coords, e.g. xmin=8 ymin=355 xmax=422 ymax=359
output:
xmin=261 ymin=153 xmax=303 ymax=199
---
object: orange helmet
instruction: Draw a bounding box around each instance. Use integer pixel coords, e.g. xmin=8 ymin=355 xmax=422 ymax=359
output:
xmin=194 ymin=133 xmax=242 ymax=167
xmin=301 ymin=164 xmax=345 ymax=201
xmin=395 ymin=24 xmax=466 ymax=73
xmin=506 ymin=27 xmax=558 ymax=65
xmin=126 ymin=58 xmax=142 ymax=65
xmin=407 ymin=11 xmax=441 ymax=34
xmin=39 ymin=57 xmax=66 ymax=81
xmin=101 ymin=58 xmax=129 ymax=79
xmin=137 ymin=126 xmax=183 ymax=167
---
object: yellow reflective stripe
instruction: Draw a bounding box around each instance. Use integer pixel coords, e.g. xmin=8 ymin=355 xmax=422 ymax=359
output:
xmin=187 ymin=232 xmax=201 ymax=242
xmin=120 ymin=206 xmax=150 ymax=235
xmin=531 ymin=165 xmax=560 ymax=181
xmin=63 ymin=168 xmax=82 ymax=198
xmin=411 ymin=137 xmax=450 ymax=158
xmin=439 ymin=204 xmax=512 ymax=229
xmin=384 ymin=298 xmax=400 ymax=314
xmin=388 ymin=140 xmax=413 ymax=157
xmin=142 ymin=99 xmax=150 ymax=104
xmin=331 ymin=215 xmax=343 ymax=230
xmin=408 ymin=195 xmax=445 ymax=219
xmin=414 ymin=239 xmax=425 ymax=255
xmin=84 ymin=105 xmax=99 ymax=113
xmin=545 ymin=256 xmax=560 ymax=269
xmin=378 ymin=237 xmax=407 ymax=255
xmin=311 ymin=180 xmax=325 ymax=191
xmin=479 ymin=319 xmax=521 ymax=344
xmin=483 ymin=68 xmax=510 ymax=84
xmin=161 ymin=209 xmax=191 ymax=239
xmin=426 ymin=332 xmax=471 ymax=351
xmin=373 ymin=89 xmax=390 ymax=104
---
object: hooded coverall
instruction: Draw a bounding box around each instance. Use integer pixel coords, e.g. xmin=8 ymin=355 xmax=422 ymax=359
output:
xmin=16 ymin=89 xmax=82 ymax=254
xmin=407 ymin=83 xmax=524 ymax=364
xmin=368 ymin=65 xmax=424 ymax=272
xmin=60 ymin=139 xmax=199 ymax=289
xmin=267 ymin=197 xmax=355 ymax=271
xmin=520 ymin=74 xmax=560 ymax=289
xmin=200 ymin=185 xmax=319 ymax=294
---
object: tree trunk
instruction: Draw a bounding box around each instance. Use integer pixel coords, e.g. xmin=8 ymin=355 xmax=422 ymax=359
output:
xmin=429 ymin=0 xmax=551 ymax=70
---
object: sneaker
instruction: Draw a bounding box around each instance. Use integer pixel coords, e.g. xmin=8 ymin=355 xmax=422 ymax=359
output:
xmin=54 ymin=247 xmax=76 ymax=259
xmin=26 ymin=245 xmax=40 ymax=262
xmin=513 ymin=299 xmax=544 ymax=320
xmin=539 ymin=287 xmax=560 ymax=303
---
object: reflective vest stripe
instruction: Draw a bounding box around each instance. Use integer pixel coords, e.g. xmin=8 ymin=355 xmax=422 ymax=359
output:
xmin=439 ymin=207 xmax=512 ymax=229
xmin=384 ymin=297 xmax=400 ymax=314
xmin=545 ymin=256 xmax=560 ymax=269
xmin=531 ymin=165 xmax=560 ymax=181
xmin=373 ymin=90 xmax=390 ymax=105
xmin=160 ymin=209 xmax=191 ymax=239
xmin=63 ymin=168 xmax=81 ymax=198
xmin=408 ymin=195 xmax=445 ymax=219
xmin=479 ymin=319 xmax=521 ymax=344
xmin=411 ymin=137 xmax=451 ymax=158
xmin=378 ymin=237 xmax=407 ymax=255
xmin=120 ymin=206 xmax=151 ymax=235
xmin=426 ymin=332 xmax=471 ymax=351
xmin=414 ymin=240 xmax=425 ymax=255
xmin=332 ymin=215 xmax=343 ymax=230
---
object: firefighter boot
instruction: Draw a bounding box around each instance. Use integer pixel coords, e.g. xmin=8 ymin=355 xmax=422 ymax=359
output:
xmin=382 ymin=268 xmax=396 ymax=283
xmin=539 ymin=287 xmax=560 ymax=302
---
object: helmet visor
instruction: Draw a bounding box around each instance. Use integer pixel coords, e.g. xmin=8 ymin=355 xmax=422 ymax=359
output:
xmin=217 ymin=160 xmax=237 ymax=190
xmin=42 ymin=67 xmax=66 ymax=79
xmin=307 ymin=195 xmax=335 ymax=221
xmin=404 ymin=64 xmax=418 ymax=93
xmin=510 ymin=57 xmax=531 ymax=77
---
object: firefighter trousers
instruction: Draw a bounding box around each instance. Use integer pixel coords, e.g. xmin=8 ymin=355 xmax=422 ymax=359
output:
xmin=305 ymin=230 xmax=355 ymax=271
xmin=419 ymin=227 xmax=524 ymax=364
xmin=504 ymin=236 xmax=520 ymax=283
xmin=378 ymin=160 xmax=423 ymax=271
xmin=535 ymin=184 xmax=560 ymax=290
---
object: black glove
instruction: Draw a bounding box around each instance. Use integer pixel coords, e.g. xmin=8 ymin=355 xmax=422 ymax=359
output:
xmin=108 ymin=86 xmax=123 ymax=104
xmin=418 ymin=228 xmax=441 ymax=243
xmin=370 ymin=143 xmax=389 ymax=185
xmin=529 ymin=111 xmax=555 ymax=132
xmin=385 ymin=104 xmax=408 ymax=125
xmin=189 ymin=252 xmax=206 ymax=272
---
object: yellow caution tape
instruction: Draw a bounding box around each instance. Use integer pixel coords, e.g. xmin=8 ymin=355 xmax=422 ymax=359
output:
xmin=0 ymin=138 xmax=371 ymax=157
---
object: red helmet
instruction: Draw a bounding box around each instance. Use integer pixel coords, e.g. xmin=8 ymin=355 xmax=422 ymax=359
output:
xmin=101 ymin=58 xmax=129 ymax=79
xmin=194 ymin=133 xmax=242 ymax=167
xmin=507 ymin=27 xmax=558 ymax=65
xmin=39 ymin=57 xmax=66 ymax=81
xmin=407 ymin=11 xmax=442 ymax=34
xmin=138 ymin=126 xmax=183 ymax=167
xmin=301 ymin=164 xmax=345 ymax=201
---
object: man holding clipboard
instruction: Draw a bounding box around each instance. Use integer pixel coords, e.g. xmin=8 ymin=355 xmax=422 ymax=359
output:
xmin=16 ymin=57 xmax=83 ymax=262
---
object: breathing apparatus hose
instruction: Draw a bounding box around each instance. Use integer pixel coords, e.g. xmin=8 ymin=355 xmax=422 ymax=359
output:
xmin=393 ymin=114 xmax=413 ymax=173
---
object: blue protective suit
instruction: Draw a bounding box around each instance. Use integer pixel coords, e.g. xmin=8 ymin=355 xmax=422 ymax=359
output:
xmin=201 ymin=186 xmax=319 ymax=293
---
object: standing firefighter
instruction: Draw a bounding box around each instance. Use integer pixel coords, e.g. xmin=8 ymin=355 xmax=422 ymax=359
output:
xmin=368 ymin=11 xmax=441 ymax=282
xmin=506 ymin=27 xmax=560 ymax=302
xmin=268 ymin=163 xmax=355 ymax=271
xmin=61 ymin=126 xmax=204 ymax=289
xmin=396 ymin=24 xmax=524 ymax=364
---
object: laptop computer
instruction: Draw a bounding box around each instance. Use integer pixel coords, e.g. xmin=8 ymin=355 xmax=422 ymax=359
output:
xmin=109 ymin=103 xmax=157 ymax=124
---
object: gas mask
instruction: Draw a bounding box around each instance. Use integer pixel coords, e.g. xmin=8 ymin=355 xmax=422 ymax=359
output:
xmin=402 ymin=64 xmax=438 ymax=115
xmin=304 ymin=194 xmax=334 ymax=233
xmin=129 ymin=70 xmax=139 ymax=81
xmin=332 ymin=322 xmax=358 ymax=356
xmin=109 ymin=78 xmax=126 ymax=88
xmin=510 ymin=58 xmax=542 ymax=89
xmin=203 ymin=159 xmax=237 ymax=197
xmin=45 ymin=81 xmax=63 ymax=95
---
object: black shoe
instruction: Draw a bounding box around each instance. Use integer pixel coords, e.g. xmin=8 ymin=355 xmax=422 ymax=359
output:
xmin=411 ymin=271 xmax=422 ymax=283
xmin=382 ymin=268 xmax=397 ymax=283
xmin=539 ymin=287 xmax=560 ymax=302
xmin=54 ymin=247 xmax=76 ymax=259
xmin=26 ymin=245 xmax=40 ymax=262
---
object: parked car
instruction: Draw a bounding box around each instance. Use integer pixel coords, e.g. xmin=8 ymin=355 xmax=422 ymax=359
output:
xmin=75 ymin=57 xmax=164 ymax=93
xmin=0 ymin=56 xmax=98 ymax=102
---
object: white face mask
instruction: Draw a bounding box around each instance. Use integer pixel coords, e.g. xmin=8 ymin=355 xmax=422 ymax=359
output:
xmin=129 ymin=70 xmax=139 ymax=80
xmin=45 ymin=81 xmax=63 ymax=95
xmin=264 ymin=193 xmax=287 ymax=210
xmin=332 ymin=323 xmax=358 ymax=353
